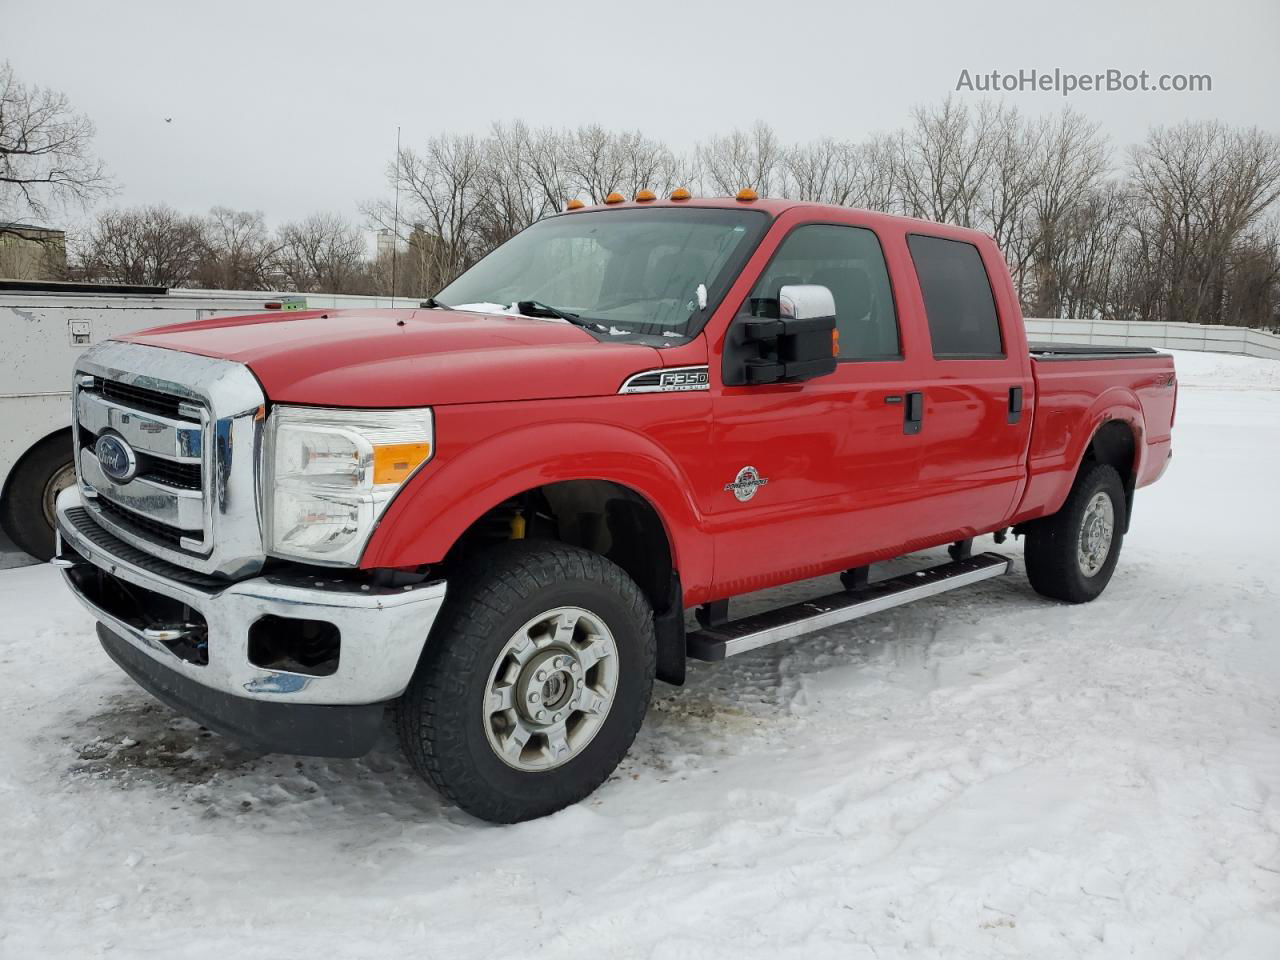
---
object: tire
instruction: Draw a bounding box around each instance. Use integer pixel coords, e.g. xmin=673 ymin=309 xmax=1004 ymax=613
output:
xmin=1025 ymin=462 xmax=1127 ymax=604
xmin=1 ymin=432 xmax=76 ymax=561
xmin=397 ymin=540 xmax=656 ymax=823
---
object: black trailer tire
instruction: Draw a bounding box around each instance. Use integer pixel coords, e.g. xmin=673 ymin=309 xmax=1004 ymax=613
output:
xmin=1025 ymin=462 xmax=1127 ymax=604
xmin=397 ymin=540 xmax=656 ymax=823
xmin=1 ymin=432 xmax=75 ymax=561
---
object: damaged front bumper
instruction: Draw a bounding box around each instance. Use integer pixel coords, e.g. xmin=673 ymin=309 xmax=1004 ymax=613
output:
xmin=54 ymin=487 xmax=447 ymax=757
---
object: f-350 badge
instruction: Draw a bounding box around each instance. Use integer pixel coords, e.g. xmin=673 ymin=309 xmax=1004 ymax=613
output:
xmin=725 ymin=465 xmax=768 ymax=502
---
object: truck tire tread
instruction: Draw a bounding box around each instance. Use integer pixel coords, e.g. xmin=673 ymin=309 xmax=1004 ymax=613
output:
xmin=396 ymin=540 xmax=656 ymax=823
xmin=1 ymin=432 xmax=73 ymax=561
xmin=1024 ymin=462 xmax=1126 ymax=604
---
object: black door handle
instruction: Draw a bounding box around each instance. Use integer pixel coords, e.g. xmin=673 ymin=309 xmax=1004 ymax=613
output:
xmin=904 ymin=391 xmax=924 ymax=435
xmin=1008 ymin=386 xmax=1024 ymax=424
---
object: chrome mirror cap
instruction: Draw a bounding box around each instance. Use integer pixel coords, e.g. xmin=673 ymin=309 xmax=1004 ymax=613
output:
xmin=778 ymin=284 xmax=836 ymax=321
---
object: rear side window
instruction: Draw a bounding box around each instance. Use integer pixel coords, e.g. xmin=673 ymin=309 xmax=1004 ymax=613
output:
xmin=907 ymin=234 xmax=1003 ymax=358
xmin=750 ymin=224 xmax=900 ymax=361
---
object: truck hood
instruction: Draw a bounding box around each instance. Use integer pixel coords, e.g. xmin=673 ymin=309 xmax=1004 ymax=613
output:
xmin=119 ymin=308 xmax=664 ymax=406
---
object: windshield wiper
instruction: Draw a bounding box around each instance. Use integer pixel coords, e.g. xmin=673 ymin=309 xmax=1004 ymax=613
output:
xmin=515 ymin=300 xmax=602 ymax=330
xmin=420 ymin=297 xmax=449 ymax=309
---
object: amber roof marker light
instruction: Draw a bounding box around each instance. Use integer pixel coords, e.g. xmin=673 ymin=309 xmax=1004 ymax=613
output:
xmin=736 ymin=188 xmax=759 ymax=202
xmin=670 ymin=187 xmax=691 ymax=201
xmin=565 ymin=198 xmax=584 ymax=210
xmin=634 ymin=189 xmax=656 ymax=202
xmin=604 ymin=191 xmax=625 ymax=204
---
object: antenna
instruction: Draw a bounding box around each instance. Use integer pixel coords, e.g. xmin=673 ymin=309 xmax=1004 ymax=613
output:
xmin=391 ymin=124 xmax=401 ymax=304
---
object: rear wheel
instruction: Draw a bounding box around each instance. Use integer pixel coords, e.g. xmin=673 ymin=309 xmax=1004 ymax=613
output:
xmin=1 ymin=433 xmax=75 ymax=561
xmin=397 ymin=541 xmax=656 ymax=823
xmin=1025 ymin=462 xmax=1126 ymax=603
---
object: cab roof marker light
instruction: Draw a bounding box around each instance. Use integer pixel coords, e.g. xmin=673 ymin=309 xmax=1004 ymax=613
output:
xmin=635 ymin=189 xmax=656 ymax=202
xmin=565 ymin=198 xmax=584 ymax=210
xmin=603 ymin=191 xmax=625 ymax=204
xmin=736 ymin=188 xmax=759 ymax=202
xmin=670 ymin=187 xmax=691 ymax=200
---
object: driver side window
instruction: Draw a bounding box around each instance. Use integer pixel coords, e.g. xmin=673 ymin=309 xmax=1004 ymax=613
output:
xmin=750 ymin=224 xmax=900 ymax=361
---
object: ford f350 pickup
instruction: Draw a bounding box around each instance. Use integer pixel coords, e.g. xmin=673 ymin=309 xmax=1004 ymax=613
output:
xmin=53 ymin=193 xmax=1176 ymax=822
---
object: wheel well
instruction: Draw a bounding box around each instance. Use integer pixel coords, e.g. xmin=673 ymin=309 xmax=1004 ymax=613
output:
xmin=1080 ymin=420 xmax=1137 ymax=529
xmin=445 ymin=480 xmax=685 ymax=683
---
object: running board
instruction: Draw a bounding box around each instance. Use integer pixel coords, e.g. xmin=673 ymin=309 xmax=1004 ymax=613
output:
xmin=686 ymin=552 xmax=1011 ymax=662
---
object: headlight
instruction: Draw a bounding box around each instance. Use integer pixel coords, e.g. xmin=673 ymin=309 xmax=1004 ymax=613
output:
xmin=265 ymin=406 xmax=434 ymax=565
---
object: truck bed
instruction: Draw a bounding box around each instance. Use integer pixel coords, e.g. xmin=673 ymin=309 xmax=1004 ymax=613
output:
xmin=1014 ymin=344 xmax=1177 ymax=525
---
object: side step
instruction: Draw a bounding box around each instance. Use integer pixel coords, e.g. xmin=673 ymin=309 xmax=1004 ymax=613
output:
xmin=686 ymin=552 xmax=1010 ymax=662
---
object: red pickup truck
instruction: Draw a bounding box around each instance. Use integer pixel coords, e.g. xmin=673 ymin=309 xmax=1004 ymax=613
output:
xmin=53 ymin=194 xmax=1176 ymax=822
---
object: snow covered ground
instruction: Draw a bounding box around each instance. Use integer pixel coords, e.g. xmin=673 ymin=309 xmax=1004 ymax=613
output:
xmin=1 ymin=350 xmax=1278 ymax=959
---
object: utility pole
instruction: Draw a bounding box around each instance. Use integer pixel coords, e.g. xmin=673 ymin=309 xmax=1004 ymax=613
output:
xmin=391 ymin=125 xmax=401 ymax=302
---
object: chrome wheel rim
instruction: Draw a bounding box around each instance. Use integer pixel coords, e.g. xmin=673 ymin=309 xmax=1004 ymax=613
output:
xmin=1077 ymin=491 xmax=1115 ymax=577
xmin=483 ymin=606 xmax=618 ymax=772
xmin=42 ymin=462 xmax=76 ymax=529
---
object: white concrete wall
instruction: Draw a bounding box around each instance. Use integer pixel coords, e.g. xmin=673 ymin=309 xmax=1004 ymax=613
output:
xmin=1024 ymin=317 xmax=1280 ymax=361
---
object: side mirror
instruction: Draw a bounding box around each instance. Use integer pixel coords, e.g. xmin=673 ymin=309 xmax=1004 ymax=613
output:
xmin=723 ymin=283 xmax=838 ymax=386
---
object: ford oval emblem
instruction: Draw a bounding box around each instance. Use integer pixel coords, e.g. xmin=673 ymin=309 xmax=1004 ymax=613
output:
xmin=95 ymin=432 xmax=137 ymax=483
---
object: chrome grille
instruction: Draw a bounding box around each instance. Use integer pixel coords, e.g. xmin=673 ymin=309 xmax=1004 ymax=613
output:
xmin=72 ymin=340 xmax=268 ymax=578
xmin=75 ymin=378 xmax=211 ymax=553
xmin=96 ymin=496 xmax=196 ymax=548
xmin=78 ymin=426 xmax=203 ymax=490
xmin=90 ymin=375 xmax=199 ymax=422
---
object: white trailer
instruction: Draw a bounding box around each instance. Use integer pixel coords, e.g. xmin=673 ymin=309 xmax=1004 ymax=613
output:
xmin=0 ymin=286 xmax=418 ymax=558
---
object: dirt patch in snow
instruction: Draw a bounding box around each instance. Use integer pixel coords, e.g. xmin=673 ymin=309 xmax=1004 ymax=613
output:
xmin=67 ymin=695 xmax=262 ymax=784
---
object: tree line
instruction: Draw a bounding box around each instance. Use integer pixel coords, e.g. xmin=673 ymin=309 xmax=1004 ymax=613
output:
xmin=3 ymin=59 xmax=1277 ymax=327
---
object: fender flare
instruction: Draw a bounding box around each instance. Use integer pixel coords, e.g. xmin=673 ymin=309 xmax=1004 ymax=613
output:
xmin=360 ymin=420 xmax=711 ymax=589
xmin=1041 ymin=386 xmax=1146 ymax=519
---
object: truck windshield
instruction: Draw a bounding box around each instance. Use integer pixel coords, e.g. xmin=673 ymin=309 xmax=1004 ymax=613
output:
xmin=435 ymin=208 xmax=768 ymax=341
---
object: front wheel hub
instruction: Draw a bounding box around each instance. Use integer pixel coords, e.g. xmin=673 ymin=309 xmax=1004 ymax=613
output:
xmin=484 ymin=606 xmax=619 ymax=771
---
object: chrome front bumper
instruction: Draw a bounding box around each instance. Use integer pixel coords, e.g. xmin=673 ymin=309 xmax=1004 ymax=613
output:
xmin=55 ymin=487 xmax=447 ymax=709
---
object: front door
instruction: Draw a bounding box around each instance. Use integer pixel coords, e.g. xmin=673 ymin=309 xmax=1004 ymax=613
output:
xmin=707 ymin=220 xmax=932 ymax=597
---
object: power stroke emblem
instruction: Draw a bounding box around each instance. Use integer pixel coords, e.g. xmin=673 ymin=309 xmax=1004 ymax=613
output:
xmin=725 ymin=465 xmax=768 ymax=502
xmin=95 ymin=432 xmax=138 ymax=484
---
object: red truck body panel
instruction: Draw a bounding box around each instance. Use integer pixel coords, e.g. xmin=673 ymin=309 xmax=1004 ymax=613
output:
xmin=1014 ymin=354 xmax=1177 ymax=524
xmin=125 ymin=307 xmax=659 ymax=406
xmin=120 ymin=198 xmax=1175 ymax=607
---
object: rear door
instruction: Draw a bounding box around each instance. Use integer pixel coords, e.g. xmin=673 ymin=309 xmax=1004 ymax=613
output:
xmin=904 ymin=233 xmax=1033 ymax=539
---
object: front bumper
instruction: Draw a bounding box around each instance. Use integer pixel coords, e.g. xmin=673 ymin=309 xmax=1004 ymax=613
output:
xmin=55 ymin=487 xmax=447 ymax=757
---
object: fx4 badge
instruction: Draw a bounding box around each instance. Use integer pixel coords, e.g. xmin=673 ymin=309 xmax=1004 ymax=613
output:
xmin=725 ymin=465 xmax=768 ymax=502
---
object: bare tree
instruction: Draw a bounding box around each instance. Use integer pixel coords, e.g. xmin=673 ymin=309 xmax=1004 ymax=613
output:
xmin=0 ymin=62 xmax=112 ymax=236
xmin=1219 ymin=216 xmax=1280 ymax=330
xmin=697 ymin=122 xmax=783 ymax=196
xmin=783 ymin=138 xmax=862 ymax=205
xmin=855 ymin=135 xmax=901 ymax=213
xmin=1128 ymin=121 xmax=1280 ymax=325
xmin=349 ymin=106 xmax=1277 ymax=325
xmin=371 ymin=133 xmax=489 ymax=291
xmin=893 ymin=97 xmax=1000 ymax=227
xmin=193 ymin=207 xmax=278 ymax=290
xmin=977 ymin=106 xmax=1039 ymax=291
xmin=478 ymin=122 xmax=559 ymax=251
xmin=273 ymin=213 xmax=368 ymax=293
xmin=75 ymin=205 xmax=206 ymax=286
xmin=561 ymin=124 xmax=684 ymax=203
xmin=523 ymin=125 xmax=575 ymax=213
xmin=1024 ymin=109 xmax=1111 ymax=316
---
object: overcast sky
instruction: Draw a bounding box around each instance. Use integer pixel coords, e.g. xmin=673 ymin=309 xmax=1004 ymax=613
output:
xmin=5 ymin=0 xmax=1279 ymax=232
